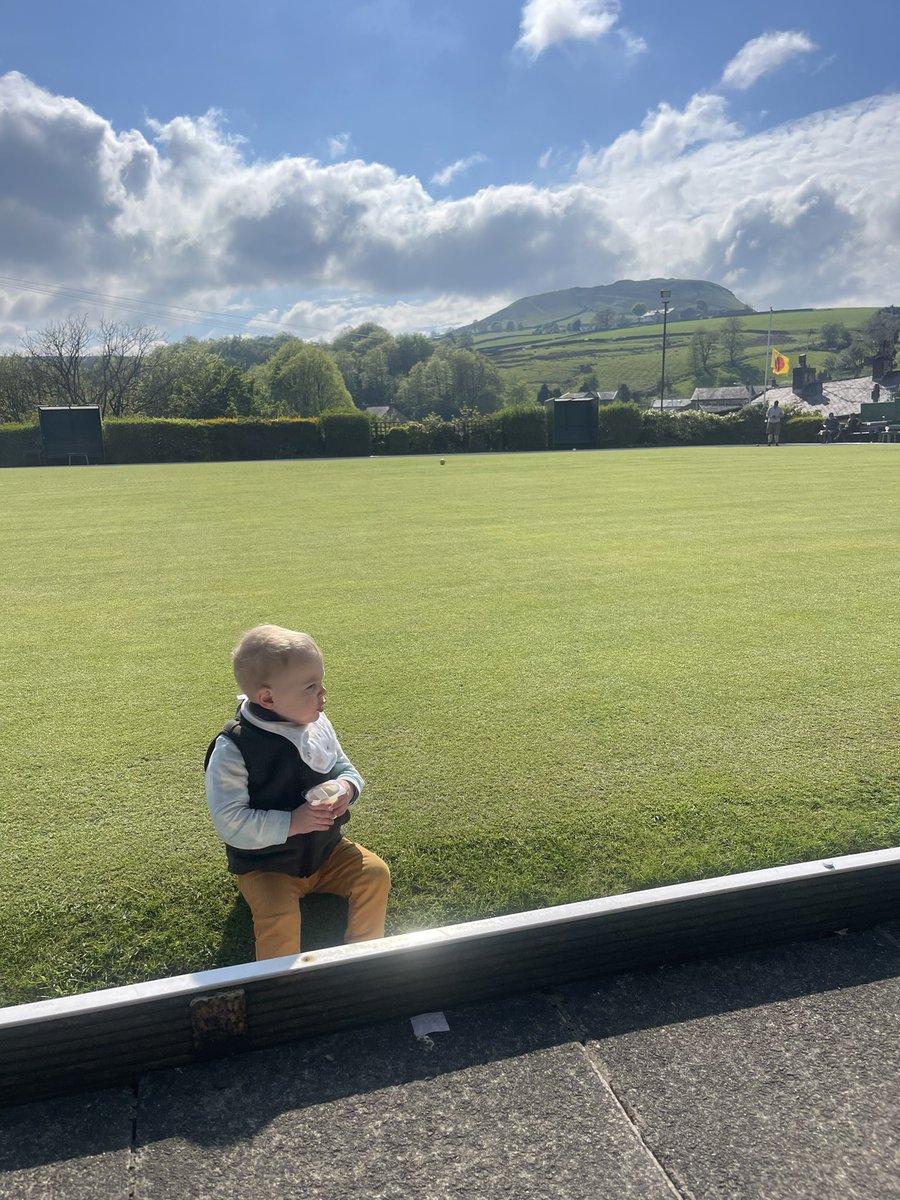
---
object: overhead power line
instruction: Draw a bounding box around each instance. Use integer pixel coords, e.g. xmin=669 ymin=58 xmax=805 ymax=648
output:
xmin=0 ymin=274 xmax=332 ymax=339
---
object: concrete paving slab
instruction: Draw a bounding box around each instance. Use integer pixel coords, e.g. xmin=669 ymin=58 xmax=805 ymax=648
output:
xmin=0 ymin=1087 xmax=134 ymax=1200
xmin=133 ymin=990 xmax=676 ymax=1200
xmin=557 ymin=928 xmax=900 ymax=1200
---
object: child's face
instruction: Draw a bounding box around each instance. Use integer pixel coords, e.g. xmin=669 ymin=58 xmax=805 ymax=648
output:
xmin=255 ymin=653 xmax=326 ymax=725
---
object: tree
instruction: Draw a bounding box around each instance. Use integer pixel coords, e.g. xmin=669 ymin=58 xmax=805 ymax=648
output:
xmin=332 ymin=349 xmax=361 ymax=401
xmin=835 ymin=337 xmax=872 ymax=379
xmin=265 ymin=342 xmax=354 ymax=417
xmin=718 ymin=317 xmax=745 ymax=367
xmin=136 ymin=341 xmax=254 ymax=418
xmin=690 ymin=329 xmax=716 ymax=376
xmin=330 ymin=322 xmax=394 ymax=358
xmin=593 ymin=309 xmax=615 ymax=330
xmin=90 ymin=319 xmax=159 ymax=417
xmin=536 ymin=382 xmax=551 ymax=404
xmin=396 ymin=355 xmax=454 ymax=419
xmin=390 ymin=333 xmax=434 ymax=375
xmin=443 ymin=347 xmax=503 ymax=414
xmin=501 ymin=374 xmax=535 ymax=408
xmin=358 ymin=346 xmax=392 ymax=408
xmin=0 ymin=353 xmax=41 ymax=423
xmin=617 ymin=383 xmax=631 ymax=404
xmin=22 ymin=315 xmax=92 ymax=407
xmin=818 ymin=322 xmax=852 ymax=351
xmin=21 ymin=315 xmax=159 ymax=416
xmin=864 ymin=308 xmax=900 ymax=354
xmin=630 ymin=303 xmax=647 ymax=318
xmin=205 ymin=333 xmax=293 ymax=370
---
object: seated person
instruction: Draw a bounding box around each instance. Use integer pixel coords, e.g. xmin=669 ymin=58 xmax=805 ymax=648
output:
xmin=205 ymin=624 xmax=391 ymax=961
xmin=823 ymin=413 xmax=841 ymax=443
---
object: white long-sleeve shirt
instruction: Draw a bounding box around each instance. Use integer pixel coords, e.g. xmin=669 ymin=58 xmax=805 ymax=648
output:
xmin=205 ymin=712 xmax=364 ymax=851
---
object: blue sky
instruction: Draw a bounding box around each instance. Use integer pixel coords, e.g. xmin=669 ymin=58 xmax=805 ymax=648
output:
xmin=1 ymin=0 xmax=899 ymax=345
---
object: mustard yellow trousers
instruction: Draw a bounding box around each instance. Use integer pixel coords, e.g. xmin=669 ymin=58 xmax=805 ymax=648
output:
xmin=237 ymin=839 xmax=391 ymax=961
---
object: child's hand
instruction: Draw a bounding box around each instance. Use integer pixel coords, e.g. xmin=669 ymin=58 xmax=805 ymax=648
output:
xmin=328 ymin=783 xmax=353 ymax=819
xmin=288 ymin=803 xmax=336 ymax=837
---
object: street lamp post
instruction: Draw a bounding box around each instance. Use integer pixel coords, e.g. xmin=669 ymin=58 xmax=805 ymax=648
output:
xmin=659 ymin=289 xmax=671 ymax=412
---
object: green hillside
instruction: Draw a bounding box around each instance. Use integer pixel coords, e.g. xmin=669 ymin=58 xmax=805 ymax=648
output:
xmin=468 ymin=307 xmax=880 ymax=398
xmin=467 ymin=277 xmax=751 ymax=332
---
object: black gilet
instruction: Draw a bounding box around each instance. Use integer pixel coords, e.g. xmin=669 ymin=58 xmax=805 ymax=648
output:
xmin=205 ymin=708 xmax=350 ymax=878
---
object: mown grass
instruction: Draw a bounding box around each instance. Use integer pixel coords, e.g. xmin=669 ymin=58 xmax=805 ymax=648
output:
xmin=474 ymin=307 xmax=879 ymax=393
xmin=2 ymin=447 xmax=899 ymax=1004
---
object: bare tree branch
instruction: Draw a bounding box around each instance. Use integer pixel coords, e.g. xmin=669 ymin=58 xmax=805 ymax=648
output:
xmin=21 ymin=316 xmax=91 ymax=407
xmin=93 ymin=320 xmax=159 ymax=417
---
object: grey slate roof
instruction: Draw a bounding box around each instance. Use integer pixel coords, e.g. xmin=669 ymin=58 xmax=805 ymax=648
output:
xmin=690 ymin=386 xmax=754 ymax=403
xmin=653 ymin=398 xmax=693 ymax=411
xmin=758 ymin=373 xmax=899 ymax=417
xmin=557 ymin=389 xmax=621 ymax=403
xmin=365 ymin=405 xmax=409 ymax=422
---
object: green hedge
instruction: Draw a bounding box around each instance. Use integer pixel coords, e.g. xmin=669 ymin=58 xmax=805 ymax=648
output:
xmin=780 ymin=412 xmax=825 ymax=443
xmin=104 ymin=418 xmax=321 ymax=464
xmin=497 ymin=406 xmax=549 ymax=451
xmin=385 ymin=426 xmax=411 ymax=455
xmin=319 ymin=411 xmax=372 ymax=457
xmin=203 ymin=418 xmax=319 ymax=461
xmin=0 ymin=405 xmax=834 ymax=469
xmin=641 ymin=409 xmax=729 ymax=446
xmin=105 ymin=419 xmax=209 ymax=463
xmin=598 ymin=402 xmax=643 ymax=447
xmin=0 ymin=422 xmax=41 ymax=468
xmin=640 ymin=406 xmax=824 ymax=447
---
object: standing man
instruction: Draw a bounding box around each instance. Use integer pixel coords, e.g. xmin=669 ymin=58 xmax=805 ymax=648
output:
xmin=765 ymin=398 xmax=782 ymax=446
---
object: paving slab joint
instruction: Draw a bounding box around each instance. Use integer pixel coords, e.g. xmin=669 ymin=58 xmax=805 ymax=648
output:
xmin=126 ymin=1080 xmax=140 ymax=1200
xmin=546 ymin=988 xmax=691 ymax=1200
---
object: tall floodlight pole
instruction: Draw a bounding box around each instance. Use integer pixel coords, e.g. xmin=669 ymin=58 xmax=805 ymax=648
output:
xmin=762 ymin=306 xmax=773 ymax=399
xmin=659 ymin=289 xmax=671 ymax=411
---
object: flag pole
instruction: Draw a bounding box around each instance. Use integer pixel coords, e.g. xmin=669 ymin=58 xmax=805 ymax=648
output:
xmin=762 ymin=306 xmax=773 ymax=403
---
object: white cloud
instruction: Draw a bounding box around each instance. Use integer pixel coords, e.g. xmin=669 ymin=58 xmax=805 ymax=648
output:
xmin=1 ymin=70 xmax=899 ymax=346
xmin=431 ymin=153 xmax=487 ymax=187
xmin=582 ymin=93 xmax=741 ymax=178
xmin=516 ymin=0 xmax=620 ymax=60
xmin=327 ymin=132 xmax=351 ymax=160
xmin=259 ymin=292 xmax=513 ymax=341
xmin=618 ymin=28 xmax=647 ymax=58
xmin=721 ymin=31 xmax=817 ymax=91
xmin=576 ymin=92 xmax=900 ymax=308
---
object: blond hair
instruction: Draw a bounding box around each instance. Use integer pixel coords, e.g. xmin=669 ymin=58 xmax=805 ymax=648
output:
xmin=231 ymin=624 xmax=322 ymax=696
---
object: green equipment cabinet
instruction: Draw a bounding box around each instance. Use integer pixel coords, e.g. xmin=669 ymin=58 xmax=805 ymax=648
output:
xmin=38 ymin=406 xmax=104 ymax=465
xmin=551 ymin=394 xmax=598 ymax=448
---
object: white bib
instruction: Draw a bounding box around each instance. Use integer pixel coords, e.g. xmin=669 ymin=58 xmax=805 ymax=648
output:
xmin=238 ymin=697 xmax=340 ymax=773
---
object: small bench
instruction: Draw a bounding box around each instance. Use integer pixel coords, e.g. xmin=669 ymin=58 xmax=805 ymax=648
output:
xmin=817 ymin=428 xmax=870 ymax=443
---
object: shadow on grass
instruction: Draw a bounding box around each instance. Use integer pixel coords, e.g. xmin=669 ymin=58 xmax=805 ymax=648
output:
xmin=214 ymin=893 xmax=350 ymax=969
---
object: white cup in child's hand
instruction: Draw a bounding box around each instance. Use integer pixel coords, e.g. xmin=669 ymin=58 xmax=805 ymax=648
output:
xmin=306 ymin=780 xmax=342 ymax=808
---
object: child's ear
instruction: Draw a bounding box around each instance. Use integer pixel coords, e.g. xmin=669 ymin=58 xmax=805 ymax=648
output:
xmin=256 ymin=686 xmax=275 ymax=709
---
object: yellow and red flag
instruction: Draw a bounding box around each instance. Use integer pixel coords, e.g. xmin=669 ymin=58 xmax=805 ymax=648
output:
xmin=771 ymin=349 xmax=790 ymax=376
